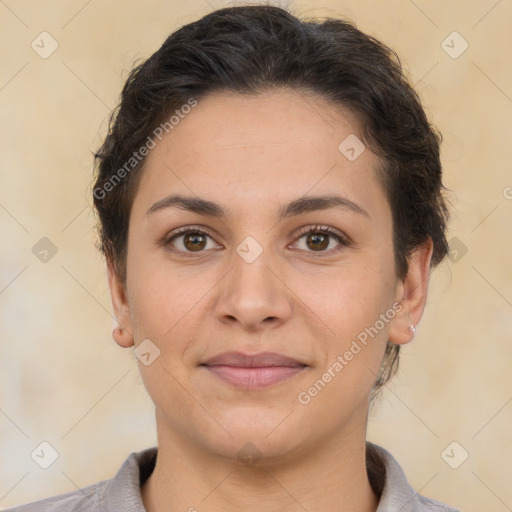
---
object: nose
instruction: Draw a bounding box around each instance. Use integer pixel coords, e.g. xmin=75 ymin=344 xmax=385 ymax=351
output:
xmin=214 ymin=246 xmax=293 ymax=331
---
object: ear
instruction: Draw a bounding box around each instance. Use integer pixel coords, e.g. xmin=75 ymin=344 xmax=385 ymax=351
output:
xmin=107 ymin=258 xmax=135 ymax=348
xmin=388 ymin=237 xmax=434 ymax=345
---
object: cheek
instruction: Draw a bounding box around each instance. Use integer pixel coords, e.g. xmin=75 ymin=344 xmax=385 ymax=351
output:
xmin=300 ymin=260 xmax=397 ymax=392
xmin=304 ymin=261 xmax=395 ymax=334
xmin=126 ymin=245 xmax=199 ymax=338
xmin=304 ymin=276 xmax=393 ymax=397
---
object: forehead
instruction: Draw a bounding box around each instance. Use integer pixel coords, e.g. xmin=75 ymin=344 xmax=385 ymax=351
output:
xmin=132 ymin=89 xmax=390 ymax=223
xmin=155 ymin=89 xmax=363 ymax=163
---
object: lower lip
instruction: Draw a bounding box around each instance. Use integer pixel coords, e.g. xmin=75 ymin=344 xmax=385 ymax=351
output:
xmin=204 ymin=365 xmax=306 ymax=389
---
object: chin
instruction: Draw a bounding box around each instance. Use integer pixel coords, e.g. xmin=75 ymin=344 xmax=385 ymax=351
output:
xmin=213 ymin=434 xmax=305 ymax=469
xmin=204 ymin=410 xmax=310 ymax=463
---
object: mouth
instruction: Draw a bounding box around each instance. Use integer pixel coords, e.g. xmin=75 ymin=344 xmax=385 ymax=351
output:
xmin=200 ymin=351 xmax=308 ymax=390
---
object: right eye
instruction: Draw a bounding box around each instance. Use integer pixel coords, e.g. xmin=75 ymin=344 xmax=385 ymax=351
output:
xmin=163 ymin=227 xmax=223 ymax=255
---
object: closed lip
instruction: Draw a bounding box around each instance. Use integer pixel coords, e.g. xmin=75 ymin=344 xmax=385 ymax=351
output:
xmin=201 ymin=351 xmax=308 ymax=390
xmin=201 ymin=351 xmax=307 ymax=368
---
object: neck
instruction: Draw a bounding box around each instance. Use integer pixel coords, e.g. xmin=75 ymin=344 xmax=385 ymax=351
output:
xmin=141 ymin=416 xmax=379 ymax=512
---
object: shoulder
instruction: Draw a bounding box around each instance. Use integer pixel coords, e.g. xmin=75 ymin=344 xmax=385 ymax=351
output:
xmin=416 ymin=493 xmax=462 ymax=511
xmin=3 ymin=447 xmax=158 ymax=512
xmin=3 ymin=480 xmax=109 ymax=511
xmin=366 ymin=442 xmax=461 ymax=512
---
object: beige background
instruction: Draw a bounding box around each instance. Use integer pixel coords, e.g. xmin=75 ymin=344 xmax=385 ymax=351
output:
xmin=1 ymin=1 xmax=511 ymax=510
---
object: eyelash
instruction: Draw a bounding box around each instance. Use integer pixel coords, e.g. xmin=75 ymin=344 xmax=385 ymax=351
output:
xmin=161 ymin=224 xmax=351 ymax=257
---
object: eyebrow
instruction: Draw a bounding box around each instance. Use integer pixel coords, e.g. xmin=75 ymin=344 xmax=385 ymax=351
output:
xmin=145 ymin=193 xmax=369 ymax=219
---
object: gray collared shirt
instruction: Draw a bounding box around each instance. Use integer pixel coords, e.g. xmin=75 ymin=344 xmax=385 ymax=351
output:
xmin=5 ymin=442 xmax=460 ymax=511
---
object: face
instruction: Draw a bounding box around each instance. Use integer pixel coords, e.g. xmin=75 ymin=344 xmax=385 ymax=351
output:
xmin=109 ymin=89 xmax=431 ymax=463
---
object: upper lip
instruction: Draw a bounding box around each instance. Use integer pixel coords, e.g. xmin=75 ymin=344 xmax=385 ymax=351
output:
xmin=201 ymin=351 xmax=307 ymax=368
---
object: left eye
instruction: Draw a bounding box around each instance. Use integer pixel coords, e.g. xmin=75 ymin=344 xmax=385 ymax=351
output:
xmin=292 ymin=226 xmax=348 ymax=253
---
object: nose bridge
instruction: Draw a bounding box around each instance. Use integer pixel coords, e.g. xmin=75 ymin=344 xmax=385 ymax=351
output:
xmin=215 ymin=237 xmax=292 ymax=328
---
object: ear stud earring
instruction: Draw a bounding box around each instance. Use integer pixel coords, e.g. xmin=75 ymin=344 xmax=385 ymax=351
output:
xmin=407 ymin=324 xmax=416 ymax=337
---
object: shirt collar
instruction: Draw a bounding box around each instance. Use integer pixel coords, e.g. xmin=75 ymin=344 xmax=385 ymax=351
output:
xmin=102 ymin=442 xmax=428 ymax=512
xmin=103 ymin=446 xmax=157 ymax=512
xmin=367 ymin=442 xmax=422 ymax=511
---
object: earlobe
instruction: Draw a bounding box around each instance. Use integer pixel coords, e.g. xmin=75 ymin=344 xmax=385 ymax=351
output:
xmin=112 ymin=323 xmax=134 ymax=348
xmin=388 ymin=238 xmax=434 ymax=345
xmin=107 ymin=260 xmax=135 ymax=348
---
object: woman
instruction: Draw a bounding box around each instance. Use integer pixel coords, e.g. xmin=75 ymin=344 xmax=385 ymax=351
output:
xmin=8 ymin=5 xmax=457 ymax=511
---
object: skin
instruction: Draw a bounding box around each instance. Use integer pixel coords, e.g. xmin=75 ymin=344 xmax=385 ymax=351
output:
xmin=108 ymin=89 xmax=433 ymax=512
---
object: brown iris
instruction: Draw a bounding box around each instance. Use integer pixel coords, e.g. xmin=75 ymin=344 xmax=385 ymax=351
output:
xmin=306 ymin=232 xmax=329 ymax=251
xmin=183 ymin=232 xmax=207 ymax=251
